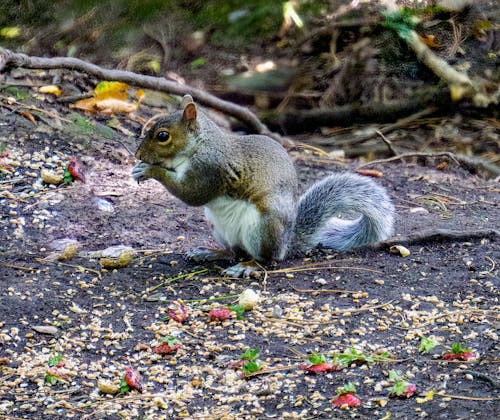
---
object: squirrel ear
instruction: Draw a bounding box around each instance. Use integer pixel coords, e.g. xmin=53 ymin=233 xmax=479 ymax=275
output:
xmin=182 ymin=102 xmax=197 ymax=124
xmin=180 ymin=94 xmax=194 ymax=108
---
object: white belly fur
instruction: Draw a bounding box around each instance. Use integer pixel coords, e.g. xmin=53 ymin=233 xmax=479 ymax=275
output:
xmin=204 ymin=196 xmax=261 ymax=254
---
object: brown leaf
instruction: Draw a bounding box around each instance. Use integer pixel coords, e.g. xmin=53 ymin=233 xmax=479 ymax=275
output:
xmin=19 ymin=111 xmax=36 ymax=124
xmin=419 ymin=34 xmax=441 ymax=48
xmin=355 ymin=169 xmax=383 ymax=178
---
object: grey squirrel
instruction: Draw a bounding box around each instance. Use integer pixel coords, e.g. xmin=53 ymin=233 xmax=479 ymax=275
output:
xmin=132 ymin=95 xmax=395 ymax=277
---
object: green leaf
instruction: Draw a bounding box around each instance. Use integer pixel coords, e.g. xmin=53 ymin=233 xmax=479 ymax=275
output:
xmin=0 ymin=26 xmax=21 ymax=38
xmin=308 ymin=352 xmax=327 ymax=365
xmin=390 ymin=380 xmax=408 ymax=396
xmin=388 ymin=370 xmax=403 ymax=381
xmin=451 ymin=342 xmax=470 ymax=354
xmin=48 ymin=353 xmax=63 ymax=367
xmin=336 ymin=382 xmax=356 ymax=395
xmin=338 ymin=347 xmax=372 ymax=365
xmin=119 ymin=378 xmax=130 ymax=394
xmin=228 ymin=304 xmax=246 ymax=320
xmin=381 ymin=10 xmax=419 ymax=41
xmin=240 ymin=348 xmax=259 ymax=362
xmin=190 ymin=57 xmax=206 ymax=69
xmin=45 ymin=373 xmax=58 ymax=385
xmin=161 ymin=335 xmax=179 ymax=346
xmin=242 ymin=360 xmax=260 ymax=375
xmin=63 ymin=167 xmax=74 ymax=184
xmin=419 ymin=336 xmax=437 ymax=353
xmin=0 ymin=85 xmax=28 ymax=100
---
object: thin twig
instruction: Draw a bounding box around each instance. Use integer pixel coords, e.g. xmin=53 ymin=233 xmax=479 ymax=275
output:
xmin=0 ymin=47 xmax=292 ymax=145
xmin=0 ymin=261 xmax=38 ymax=271
xmin=375 ymin=129 xmax=399 ymax=156
xmin=292 ymin=286 xmax=364 ymax=295
xmin=356 ymin=151 xmax=461 ymax=169
xmin=243 ymin=364 xmax=298 ymax=378
xmin=438 ymin=392 xmax=500 ymax=401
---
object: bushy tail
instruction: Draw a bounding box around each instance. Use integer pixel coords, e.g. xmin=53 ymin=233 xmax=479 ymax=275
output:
xmin=291 ymin=173 xmax=394 ymax=253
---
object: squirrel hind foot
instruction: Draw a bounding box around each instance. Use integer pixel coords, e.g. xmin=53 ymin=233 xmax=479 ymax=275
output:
xmin=186 ymin=247 xmax=234 ymax=262
xmin=222 ymin=261 xmax=262 ymax=278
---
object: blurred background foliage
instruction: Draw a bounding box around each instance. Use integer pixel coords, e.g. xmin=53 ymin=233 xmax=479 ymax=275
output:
xmin=0 ymin=0 xmax=330 ymax=57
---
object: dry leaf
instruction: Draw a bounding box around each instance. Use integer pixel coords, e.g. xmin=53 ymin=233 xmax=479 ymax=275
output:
xmin=39 ymin=85 xmax=62 ymax=96
xmin=19 ymin=111 xmax=36 ymax=124
xmin=419 ymin=34 xmax=441 ymax=48
xmin=70 ymin=81 xmax=142 ymax=115
xmin=416 ymin=390 xmax=435 ymax=403
xmin=436 ymin=162 xmax=448 ymax=170
xmin=32 ymin=325 xmax=59 ymax=335
xmin=356 ymin=169 xmax=383 ymax=178
xmin=390 ymin=245 xmax=411 ymax=257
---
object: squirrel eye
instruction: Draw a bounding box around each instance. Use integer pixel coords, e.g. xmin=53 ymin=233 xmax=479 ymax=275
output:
xmin=155 ymin=130 xmax=170 ymax=142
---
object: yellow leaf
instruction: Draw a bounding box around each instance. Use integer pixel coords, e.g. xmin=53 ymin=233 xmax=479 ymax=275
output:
xmin=70 ymin=81 xmax=142 ymax=115
xmin=39 ymin=85 xmax=62 ymax=96
xmin=416 ymin=390 xmax=435 ymax=404
xmin=147 ymin=60 xmax=161 ymax=74
xmin=450 ymin=84 xmax=468 ymax=101
xmin=389 ymin=245 xmax=410 ymax=257
xmin=136 ymin=89 xmax=145 ymax=100
xmin=0 ymin=26 xmax=20 ymax=38
xmin=94 ymin=81 xmax=128 ymax=100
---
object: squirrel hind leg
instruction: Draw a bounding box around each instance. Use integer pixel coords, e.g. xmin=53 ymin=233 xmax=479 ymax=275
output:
xmin=186 ymin=247 xmax=235 ymax=262
xmin=223 ymin=260 xmax=261 ymax=278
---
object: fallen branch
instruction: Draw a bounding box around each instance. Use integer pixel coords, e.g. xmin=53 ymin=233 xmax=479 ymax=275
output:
xmin=379 ymin=228 xmax=499 ymax=248
xmin=356 ymin=151 xmax=500 ymax=178
xmin=0 ymin=47 xmax=292 ymax=146
xmin=266 ymin=88 xmax=450 ymax=134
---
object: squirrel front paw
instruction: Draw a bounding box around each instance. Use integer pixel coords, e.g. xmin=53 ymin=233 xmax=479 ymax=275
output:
xmin=131 ymin=162 xmax=151 ymax=183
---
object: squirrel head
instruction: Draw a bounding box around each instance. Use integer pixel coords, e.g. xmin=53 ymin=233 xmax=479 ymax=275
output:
xmin=135 ymin=95 xmax=198 ymax=163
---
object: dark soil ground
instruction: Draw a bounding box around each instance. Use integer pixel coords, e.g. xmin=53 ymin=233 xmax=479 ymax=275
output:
xmin=0 ymin=1 xmax=499 ymax=417
xmin=0 ymin=85 xmax=498 ymax=419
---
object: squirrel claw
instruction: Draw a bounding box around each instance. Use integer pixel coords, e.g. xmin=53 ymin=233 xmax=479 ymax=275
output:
xmin=223 ymin=261 xmax=261 ymax=279
xmin=131 ymin=162 xmax=150 ymax=183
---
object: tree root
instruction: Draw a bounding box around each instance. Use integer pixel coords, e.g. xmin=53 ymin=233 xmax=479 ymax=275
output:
xmin=0 ymin=47 xmax=292 ymax=146
xmin=379 ymin=229 xmax=499 ymax=248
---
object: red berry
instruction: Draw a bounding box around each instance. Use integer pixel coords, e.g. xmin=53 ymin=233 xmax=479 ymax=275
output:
xmin=209 ymin=308 xmax=232 ymax=321
xmin=124 ymin=367 xmax=143 ymax=393
xmin=152 ymin=343 xmax=182 ymax=355
xmin=404 ymin=383 xmax=417 ymax=398
xmin=332 ymin=393 xmax=361 ymax=408
xmin=68 ymin=157 xmax=86 ymax=182
xmin=300 ymin=362 xmax=341 ymax=373
xmin=443 ymin=351 xmax=476 ymax=361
